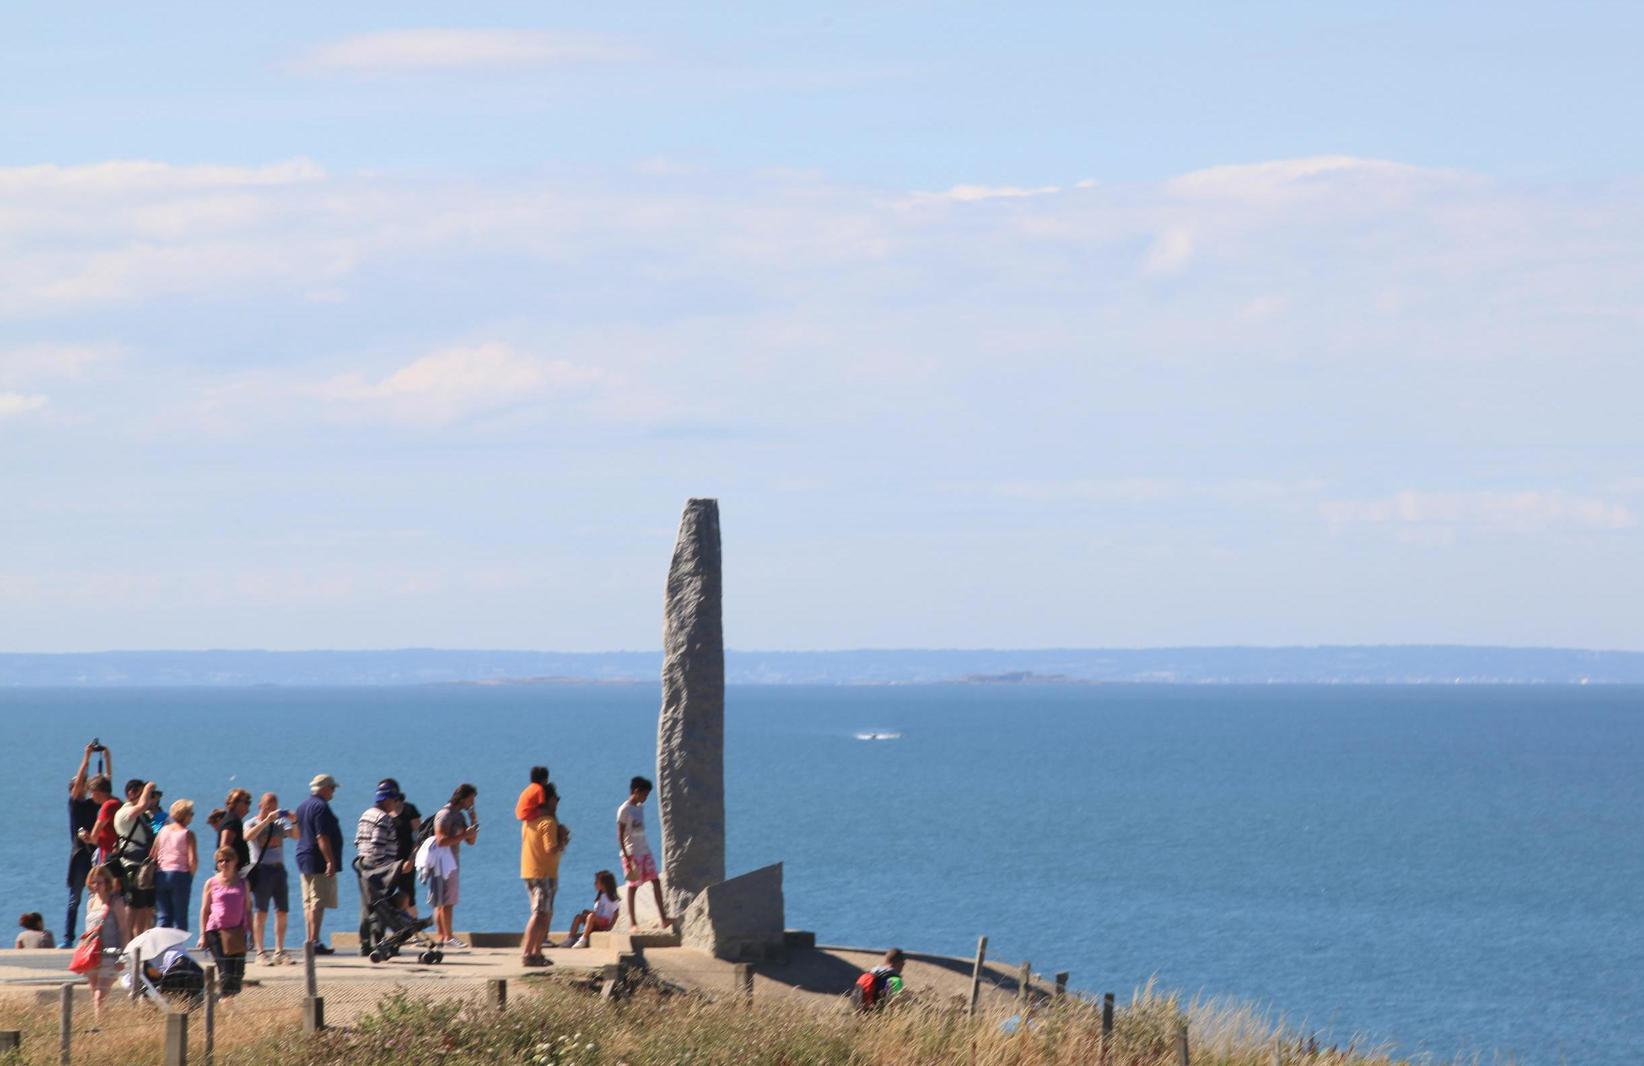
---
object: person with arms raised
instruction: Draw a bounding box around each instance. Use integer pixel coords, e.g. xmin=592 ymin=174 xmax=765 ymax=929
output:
xmin=66 ymin=741 xmax=114 ymax=945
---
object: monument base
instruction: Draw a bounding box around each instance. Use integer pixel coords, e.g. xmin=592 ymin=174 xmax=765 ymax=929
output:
xmin=679 ymin=862 xmax=787 ymax=962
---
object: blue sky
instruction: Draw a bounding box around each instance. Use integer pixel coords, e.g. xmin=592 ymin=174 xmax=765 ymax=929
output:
xmin=3 ymin=3 xmax=1642 ymax=652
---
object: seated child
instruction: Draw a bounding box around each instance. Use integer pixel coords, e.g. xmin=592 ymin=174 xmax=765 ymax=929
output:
xmin=561 ymin=871 xmax=621 ymax=948
xmin=15 ymin=912 xmax=55 ymax=948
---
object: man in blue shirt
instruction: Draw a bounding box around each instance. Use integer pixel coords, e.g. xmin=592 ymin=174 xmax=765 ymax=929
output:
xmin=294 ymin=774 xmax=342 ymax=955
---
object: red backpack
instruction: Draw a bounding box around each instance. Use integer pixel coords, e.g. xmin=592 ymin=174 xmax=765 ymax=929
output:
xmin=853 ymin=966 xmax=895 ymax=1010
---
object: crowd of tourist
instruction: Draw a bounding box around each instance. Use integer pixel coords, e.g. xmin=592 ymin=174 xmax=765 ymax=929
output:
xmin=36 ymin=741 xmax=678 ymax=1016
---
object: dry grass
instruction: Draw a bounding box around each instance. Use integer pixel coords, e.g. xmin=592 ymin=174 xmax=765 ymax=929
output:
xmin=0 ymin=979 xmax=1460 ymax=1066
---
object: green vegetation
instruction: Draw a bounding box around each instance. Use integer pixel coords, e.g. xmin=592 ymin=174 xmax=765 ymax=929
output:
xmin=0 ymin=980 xmax=1431 ymax=1065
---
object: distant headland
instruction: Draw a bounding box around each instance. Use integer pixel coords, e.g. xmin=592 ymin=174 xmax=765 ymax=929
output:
xmin=2 ymin=645 xmax=1642 ymax=686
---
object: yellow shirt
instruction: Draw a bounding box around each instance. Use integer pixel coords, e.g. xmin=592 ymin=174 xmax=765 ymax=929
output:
xmin=519 ymin=815 xmax=561 ymax=880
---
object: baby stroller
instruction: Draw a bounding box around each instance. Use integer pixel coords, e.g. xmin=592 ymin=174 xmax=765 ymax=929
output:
xmin=120 ymin=927 xmax=205 ymax=1006
xmin=354 ymin=855 xmax=440 ymax=964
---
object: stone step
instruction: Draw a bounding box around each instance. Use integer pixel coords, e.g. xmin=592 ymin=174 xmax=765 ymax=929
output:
xmin=588 ymin=929 xmax=682 ymax=952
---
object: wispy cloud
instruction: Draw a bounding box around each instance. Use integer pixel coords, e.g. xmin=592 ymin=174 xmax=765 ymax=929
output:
xmin=0 ymin=392 xmax=48 ymax=419
xmin=1320 ymin=490 xmax=1635 ymax=533
xmin=313 ymin=343 xmax=603 ymax=425
xmin=1165 ymin=154 xmax=1455 ymax=201
xmin=0 ymin=343 xmax=124 ymax=387
xmin=909 ymin=183 xmax=1064 ymax=205
xmin=294 ymin=29 xmax=635 ymax=74
xmin=0 ymin=159 xmax=323 ymax=194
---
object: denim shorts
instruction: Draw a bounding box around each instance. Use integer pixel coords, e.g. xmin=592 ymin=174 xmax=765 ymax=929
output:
xmin=248 ymin=864 xmax=290 ymax=913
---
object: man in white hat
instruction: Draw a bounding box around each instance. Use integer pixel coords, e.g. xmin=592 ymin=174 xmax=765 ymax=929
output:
xmin=293 ymin=774 xmax=342 ymax=954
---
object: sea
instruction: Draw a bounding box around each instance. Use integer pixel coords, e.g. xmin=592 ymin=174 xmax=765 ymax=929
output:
xmin=3 ymin=683 xmax=1640 ymax=1064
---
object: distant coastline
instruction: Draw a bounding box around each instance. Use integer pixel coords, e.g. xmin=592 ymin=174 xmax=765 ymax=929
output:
xmin=2 ymin=645 xmax=1643 ymax=686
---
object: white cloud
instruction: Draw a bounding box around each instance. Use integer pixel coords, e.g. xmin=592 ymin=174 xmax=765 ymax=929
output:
xmin=1166 ymin=154 xmax=1452 ymax=200
xmin=911 ymin=183 xmax=1063 ymax=205
xmin=0 ymin=392 xmax=48 ymax=418
xmin=1320 ymin=490 xmax=1635 ymax=533
xmin=313 ymin=342 xmax=602 ymax=425
xmin=0 ymin=343 xmax=123 ymax=386
xmin=0 ymin=159 xmax=323 ymax=195
xmin=295 ymin=29 xmax=633 ymax=74
xmin=1141 ymin=224 xmax=1195 ymax=275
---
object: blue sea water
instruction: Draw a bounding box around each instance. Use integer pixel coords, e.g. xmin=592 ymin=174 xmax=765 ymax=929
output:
xmin=3 ymin=683 xmax=1640 ymax=1064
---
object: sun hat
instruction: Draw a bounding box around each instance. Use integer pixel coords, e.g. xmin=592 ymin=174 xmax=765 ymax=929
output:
xmin=309 ymin=773 xmax=339 ymax=793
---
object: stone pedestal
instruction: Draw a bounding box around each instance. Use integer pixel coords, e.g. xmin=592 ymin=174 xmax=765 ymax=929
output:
xmin=656 ymin=498 xmax=726 ymax=916
xmin=679 ymin=862 xmax=786 ymax=961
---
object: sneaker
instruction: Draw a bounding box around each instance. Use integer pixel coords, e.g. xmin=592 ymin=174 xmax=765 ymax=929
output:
xmin=573 ymin=937 xmax=590 ymax=949
xmin=273 ymin=951 xmax=292 ymax=965
xmin=309 ymin=942 xmax=335 ymax=956
xmin=442 ymin=937 xmax=468 ymax=950
xmin=520 ymin=954 xmax=550 ymax=967
xmin=256 ymin=951 xmax=272 ymax=965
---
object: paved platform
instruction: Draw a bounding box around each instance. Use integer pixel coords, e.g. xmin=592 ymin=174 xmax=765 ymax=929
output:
xmin=0 ymin=936 xmax=1051 ymax=1017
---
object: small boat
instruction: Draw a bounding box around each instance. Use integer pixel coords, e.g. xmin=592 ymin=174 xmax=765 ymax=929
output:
xmin=854 ymin=731 xmax=903 ymax=741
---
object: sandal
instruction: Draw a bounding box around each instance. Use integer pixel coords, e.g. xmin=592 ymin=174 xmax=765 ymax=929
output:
xmin=520 ymin=954 xmax=550 ymax=967
xmin=256 ymin=950 xmax=272 ymax=965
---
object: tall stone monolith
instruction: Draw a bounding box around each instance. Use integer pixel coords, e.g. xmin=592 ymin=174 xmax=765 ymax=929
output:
xmin=656 ymin=498 xmax=725 ymax=917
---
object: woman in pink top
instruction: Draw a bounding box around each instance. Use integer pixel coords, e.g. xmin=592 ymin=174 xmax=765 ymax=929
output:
xmin=151 ymin=799 xmax=198 ymax=931
xmin=197 ymin=846 xmax=251 ymax=995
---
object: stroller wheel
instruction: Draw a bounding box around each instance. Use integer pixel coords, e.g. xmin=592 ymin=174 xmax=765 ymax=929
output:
xmin=417 ymin=950 xmax=436 ymax=964
xmin=431 ymin=950 xmax=445 ymax=964
xmin=369 ymin=950 xmax=387 ymax=964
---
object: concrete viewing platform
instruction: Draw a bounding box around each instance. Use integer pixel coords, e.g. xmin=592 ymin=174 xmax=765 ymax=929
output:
xmin=0 ymin=932 xmax=1056 ymax=1022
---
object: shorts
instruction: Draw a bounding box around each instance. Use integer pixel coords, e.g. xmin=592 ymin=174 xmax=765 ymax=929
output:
xmin=249 ymin=864 xmax=290 ymax=913
xmin=589 ymin=912 xmax=615 ymax=933
xmin=301 ymin=872 xmax=338 ymax=911
xmin=623 ymin=850 xmax=659 ymax=886
xmin=524 ymin=877 xmax=557 ymax=915
xmin=427 ymin=870 xmax=459 ymax=909
xmin=124 ymin=886 xmax=156 ymax=910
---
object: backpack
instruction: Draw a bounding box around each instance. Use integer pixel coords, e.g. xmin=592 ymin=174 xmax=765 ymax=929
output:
xmin=852 ymin=966 xmax=898 ymax=1011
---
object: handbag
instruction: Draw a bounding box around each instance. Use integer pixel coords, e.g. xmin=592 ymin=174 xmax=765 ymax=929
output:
xmin=69 ymin=927 xmax=105 ymax=974
xmin=217 ymin=927 xmax=247 ymax=955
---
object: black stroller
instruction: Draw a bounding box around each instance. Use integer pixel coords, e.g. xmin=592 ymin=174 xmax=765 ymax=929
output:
xmin=354 ymin=856 xmax=440 ymax=964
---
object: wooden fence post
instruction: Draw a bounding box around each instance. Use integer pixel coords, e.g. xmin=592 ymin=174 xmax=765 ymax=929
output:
xmin=163 ymin=1010 xmax=189 ymax=1066
xmin=58 ymin=983 xmax=73 ymax=1066
xmin=130 ymin=948 xmax=143 ymax=1002
xmin=1017 ymin=962 xmax=1032 ymax=1007
xmin=302 ymin=941 xmax=326 ymax=1033
xmin=488 ymin=978 xmax=507 ymax=1011
xmin=0 ymin=1031 xmax=21 ymax=1054
xmin=1175 ymin=1020 xmax=1189 ymax=1066
xmin=203 ymin=964 xmax=217 ymax=1066
xmin=1099 ymin=992 xmax=1114 ymax=1066
xmin=1053 ymin=972 xmax=1068 ymax=1000
xmin=967 ymin=936 xmax=988 ymax=1017
xmin=733 ymin=963 xmax=754 ymax=1004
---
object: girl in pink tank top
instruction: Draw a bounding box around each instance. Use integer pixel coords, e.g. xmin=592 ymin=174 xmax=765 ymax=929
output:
xmin=199 ymin=846 xmax=251 ymax=995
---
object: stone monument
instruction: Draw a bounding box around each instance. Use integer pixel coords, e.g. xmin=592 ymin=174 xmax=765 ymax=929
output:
xmin=656 ymin=498 xmax=726 ymax=917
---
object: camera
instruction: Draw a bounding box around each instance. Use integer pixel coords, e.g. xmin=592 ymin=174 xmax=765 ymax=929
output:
xmin=90 ymin=738 xmax=105 ymax=752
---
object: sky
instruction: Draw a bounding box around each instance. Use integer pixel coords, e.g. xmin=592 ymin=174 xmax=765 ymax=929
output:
xmin=3 ymin=2 xmax=1643 ymax=653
